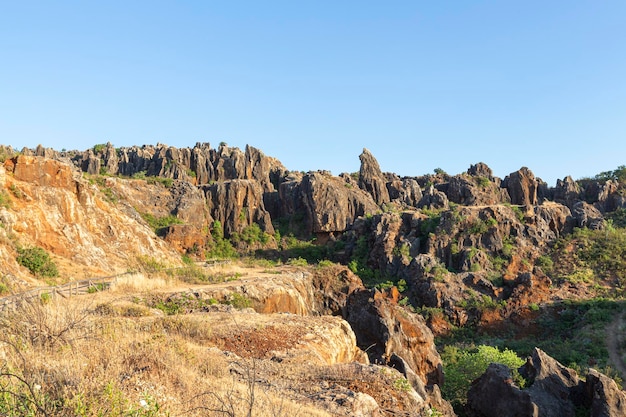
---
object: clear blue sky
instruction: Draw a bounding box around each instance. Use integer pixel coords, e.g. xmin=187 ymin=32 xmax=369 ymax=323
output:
xmin=1 ymin=1 xmax=625 ymax=185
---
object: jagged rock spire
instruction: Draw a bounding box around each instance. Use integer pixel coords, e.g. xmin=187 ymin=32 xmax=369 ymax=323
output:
xmin=358 ymin=148 xmax=390 ymax=206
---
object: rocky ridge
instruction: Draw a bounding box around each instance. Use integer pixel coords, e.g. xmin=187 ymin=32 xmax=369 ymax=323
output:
xmin=2 ymin=141 xmax=626 ymax=415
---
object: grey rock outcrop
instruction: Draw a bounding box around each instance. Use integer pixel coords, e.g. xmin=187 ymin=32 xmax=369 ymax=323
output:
xmin=554 ymin=176 xmax=581 ymax=208
xmin=447 ymin=173 xmax=510 ymax=206
xmin=467 ymin=363 xmax=538 ymax=417
xmin=344 ymin=288 xmax=444 ymax=387
xmin=387 ymin=177 xmax=423 ymax=207
xmin=203 ymin=179 xmax=274 ymax=238
xmin=418 ymin=185 xmax=449 ymax=210
xmin=571 ymin=201 xmax=605 ymax=229
xmin=295 ymin=171 xmax=378 ymax=235
xmin=358 ymin=148 xmax=390 ymax=206
xmin=585 ymin=368 xmax=626 ymax=417
xmin=467 ymin=348 xmax=626 ymax=417
xmin=503 ymin=167 xmax=539 ymax=206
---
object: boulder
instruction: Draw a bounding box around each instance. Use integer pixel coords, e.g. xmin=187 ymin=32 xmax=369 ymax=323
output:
xmin=467 ymin=348 xmax=584 ymax=417
xmin=571 ymin=201 xmax=605 ymax=230
xmin=585 ymin=368 xmax=626 ymax=417
xmin=467 ymin=363 xmax=537 ymax=417
xmin=344 ymin=288 xmax=444 ymax=387
xmin=167 ymin=180 xmax=211 ymax=228
xmin=467 ymin=162 xmax=494 ymax=179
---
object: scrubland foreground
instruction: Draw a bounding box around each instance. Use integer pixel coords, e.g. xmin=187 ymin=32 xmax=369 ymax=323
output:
xmin=0 ymin=264 xmax=450 ymax=416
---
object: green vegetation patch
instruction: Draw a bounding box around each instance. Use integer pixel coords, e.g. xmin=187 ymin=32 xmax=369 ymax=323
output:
xmin=440 ymin=297 xmax=625 ymax=395
xmin=16 ymin=246 xmax=58 ymax=277
xmin=139 ymin=212 xmax=183 ymax=235
xmin=206 ymin=221 xmax=238 ymax=259
xmin=441 ymin=345 xmax=525 ymax=412
xmin=552 ymin=227 xmax=626 ymax=288
xmin=0 ymin=190 xmax=11 ymax=209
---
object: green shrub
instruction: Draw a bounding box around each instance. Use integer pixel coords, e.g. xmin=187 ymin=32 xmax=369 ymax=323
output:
xmin=393 ymin=377 xmax=411 ymax=392
xmin=392 ymin=243 xmax=411 ymax=259
xmin=287 ymin=257 xmax=308 ymax=266
xmin=9 ymin=184 xmax=23 ymax=199
xmin=536 ymin=255 xmax=554 ymax=273
xmin=40 ymin=291 xmax=52 ymax=304
xmin=92 ymin=143 xmax=107 ymax=154
xmin=607 ymin=208 xmax=626 ymax=229
xmin=317 ymin=259 xmax=334 ymax=268
xmin=139 ymin=212 xmax=183 ymax=235
xmin=224 ymin=292 xmax=252 ymax=309
xmin=205 ymin=220 xmax=238 ymax=259
xmin=595 ymin=165 xmax=626 ymax=185
xmin=136 ymin=255 xmax=167 ymax=273
xmin=476 ymin=176 xmax=490 ymax=188
xmin=234 ymin=223 xmax=270 ymax=245
xmin=420 ymin=212 xmax=442 ymax=236
xmin=16 ymin=246 xmax=58 ymax=277
xmin=87 ymin=283 xmax=107 ymax=293
xmin=0 ymin=190 xmax=11 ymax=208
xmin=467 ymin=218 xmax=495 ymax=235
xmin=146 ymin=176 xmax=174 ymax=188
xmin=441 ymin=345 xmax=525 ymax=411
xmin=511 ymin=205 xmax=525 ymax=222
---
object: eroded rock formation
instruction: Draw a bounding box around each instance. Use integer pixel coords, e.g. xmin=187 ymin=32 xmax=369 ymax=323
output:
xmin=467 ymin=348 xmax=626 ymax=417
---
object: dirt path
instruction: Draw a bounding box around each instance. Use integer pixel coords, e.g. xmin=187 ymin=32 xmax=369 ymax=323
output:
xmin=606 ymin=314 xmax=626 ymax=380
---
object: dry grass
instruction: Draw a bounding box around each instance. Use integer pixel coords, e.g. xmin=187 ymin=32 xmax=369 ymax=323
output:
xmin=0 ymin=266 xmax=441 ymax=417
xmin=109 ymin=272 xmax=172 ymax=293
xmin=0 ymin=294 xmax=335 ymax=416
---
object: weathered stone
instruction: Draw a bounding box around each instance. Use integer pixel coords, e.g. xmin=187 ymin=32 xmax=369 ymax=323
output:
xmin=162 ymin=224 xmax=207 ymax=254
xmin=418 ymin=185 xmax=449 ymax=210
xmin=503 ymin=167 xmax=538 ymax=206
xmin=387 ymin=177 xmax=423 ymax=207
xmin=167 ymin=180 xmax=211 ymax=228
xmin=299 ymin=172 xmax=378 ymax=235
xmin=447 ymin=174 xmax=510 ymax=206
xmin=344 ymin=288 xmax=444 ymax=387
xmin=203 ymin=179 xmax=274 ymax=238
xmin=468 ymin=348 xmax=585 ymax=417
xmin=571 ymin=201 xmax=605 ymax=230
xmin=2 ymin=156 xmax=181 ymax=278
xmin=467 ymin=162 xmax=494 ymax=179
xmin=358 ymin=148 xmax=390 ymax=206
xmin=6 ymin=155 xmax=76 ymax=188
xmin=553 ymin=176 xmax=581 ymax=208
xmin=585 ymin=368 xmax=626 ymax=417
xmin=467 ymin=363 xmax=537 ymax=417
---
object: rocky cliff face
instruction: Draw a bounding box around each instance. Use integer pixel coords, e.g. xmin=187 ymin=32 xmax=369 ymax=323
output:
xmin=0 ymin=155 xmax=182 ymax=282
